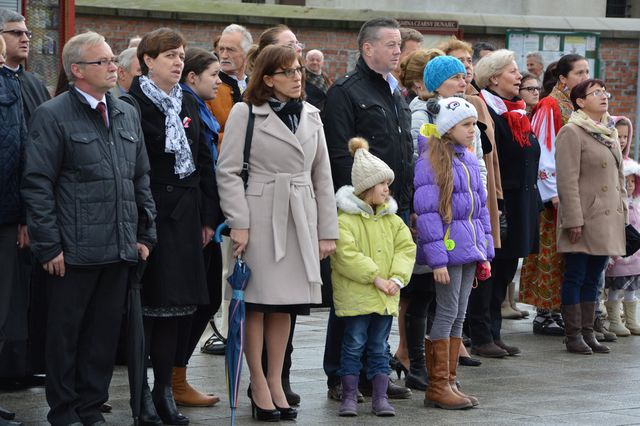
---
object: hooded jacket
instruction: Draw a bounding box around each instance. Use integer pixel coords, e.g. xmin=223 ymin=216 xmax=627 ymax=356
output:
xmin=330 ymin=186 xmax=416 ymax=318
xmin=607 ymin=158 xmax=640 ymax=277
xmin=414 ymin=139 xmax=494 ymax=270
xmin=612 ymin=116 xmax=634 ymax=160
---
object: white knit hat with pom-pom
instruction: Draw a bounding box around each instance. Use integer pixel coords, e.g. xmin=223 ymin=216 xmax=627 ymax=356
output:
xmin=349 ymin=137 xmax=395 ymax=195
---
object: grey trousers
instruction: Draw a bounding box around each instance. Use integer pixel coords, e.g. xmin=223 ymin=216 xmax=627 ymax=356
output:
xmin=430 ymin=262 xmax=476 ymax=341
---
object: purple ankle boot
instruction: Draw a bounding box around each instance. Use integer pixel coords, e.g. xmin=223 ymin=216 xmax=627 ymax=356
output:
xmin=339 ymin=375 xmax=359 ymax=417
xmin=371 ymin=374 xmax=395 ymax=416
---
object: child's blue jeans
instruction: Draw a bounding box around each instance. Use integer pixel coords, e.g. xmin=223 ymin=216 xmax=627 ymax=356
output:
xmin=338 ymin=313 xmax=392 ymax=381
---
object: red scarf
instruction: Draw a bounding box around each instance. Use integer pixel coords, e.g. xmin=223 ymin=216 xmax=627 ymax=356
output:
xmin=481 ymin=90 xmax=532 ymax=148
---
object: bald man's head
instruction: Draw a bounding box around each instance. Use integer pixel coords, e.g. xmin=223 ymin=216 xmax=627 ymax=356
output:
xmin=305 ymin=49 xmax=324 ymax=74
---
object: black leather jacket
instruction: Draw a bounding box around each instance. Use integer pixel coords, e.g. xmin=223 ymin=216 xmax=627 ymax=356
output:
xmin=323 ymin=57 xmax=413 ymax=212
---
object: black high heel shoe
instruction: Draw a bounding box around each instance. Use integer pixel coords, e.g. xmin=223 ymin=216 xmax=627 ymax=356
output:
xmin=274 ymin=405 xmax=297 ymax=421
xmin=391 ymin=356 xmax=409 ymax=379
xmin=250 ymin=397 xmax=280 ymax=422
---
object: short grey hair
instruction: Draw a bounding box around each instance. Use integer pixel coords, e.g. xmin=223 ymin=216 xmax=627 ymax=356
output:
xmin=305 ymin=49 xmax=323 ymax=60
xmin=62 ymin=32 xmax=106 ymax=82
xmin=117 ymin=47 xmax=138 ymax=72
xmin=526 ymin=51 xmax=543 ymax=65
xmin=474 ymin=49 xmax=516 ymax=89
xmin=0 ymin=9 xmax=25 ymax=29
xmin=357 ymin=17 xmax=399 ymax=53
xmin=222 ymin=24 xmax=253 ymax=54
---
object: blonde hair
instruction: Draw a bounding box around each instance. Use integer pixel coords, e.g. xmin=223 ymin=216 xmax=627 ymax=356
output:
xmin=473 ymin=49 xmax=516 ymax=89
xmin=427 ymin=133 xmax=456 ymax=223
xmin=438 ymin=37 xmax=472 ymax=56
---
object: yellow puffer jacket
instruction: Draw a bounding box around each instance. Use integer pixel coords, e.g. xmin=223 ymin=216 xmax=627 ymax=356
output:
xmin=330 ymin=186 xmax=416 ymax=317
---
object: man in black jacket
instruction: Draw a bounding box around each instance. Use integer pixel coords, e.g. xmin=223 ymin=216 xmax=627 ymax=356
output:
xmin=21 ymin=32 xmax=157 ymax=426
xmin=323 ymin=17 xmax=413 ymax=402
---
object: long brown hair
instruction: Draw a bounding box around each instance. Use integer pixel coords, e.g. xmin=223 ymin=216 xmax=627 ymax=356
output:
xmin=428 ymin=133 xmax=456 ymax=223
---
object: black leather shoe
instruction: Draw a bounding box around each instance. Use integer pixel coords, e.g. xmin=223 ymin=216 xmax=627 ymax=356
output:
xmin=0 ymin=406 xmax=15 ymax=421
xmin=282 ymin=377 xmax=300 ymax=406
xmin=359 ymin=377 xmax=411 ymax=399
xmin=249 ymin=398 xmax=280 ymax=422
xmin=201 ymin=334 xmax=226 ymax=355
xmin=100 ymin=403 xmax=112 ymax=413
xmin=458 ymin=356 xmax=482 ymax=366
xmin=141 ymin=385 xmax=163 ymax=426
xmin=152 ymin=385 xmax=189 ymax=425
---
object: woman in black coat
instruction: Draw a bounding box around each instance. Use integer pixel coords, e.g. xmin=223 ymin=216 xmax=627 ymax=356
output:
xmin=471 ymin=50 xmax=541 ymax=358
xmin=124 ymin=28 xmax=221 ymax=425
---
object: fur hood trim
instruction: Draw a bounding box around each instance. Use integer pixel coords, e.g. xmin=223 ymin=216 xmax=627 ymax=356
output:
xmin=335 ymin=185 xmax=398 ymax=217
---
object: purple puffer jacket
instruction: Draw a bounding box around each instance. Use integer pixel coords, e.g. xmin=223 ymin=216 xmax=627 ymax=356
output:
xmin=414 ymin=135 xmax=494 ymax=269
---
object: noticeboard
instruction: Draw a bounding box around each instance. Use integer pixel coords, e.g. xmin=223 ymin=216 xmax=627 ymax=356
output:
xmin=506 ymin=30 xmax=600 ymax=78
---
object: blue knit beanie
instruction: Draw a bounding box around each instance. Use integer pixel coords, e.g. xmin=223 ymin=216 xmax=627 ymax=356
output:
xmin=423 ymin=56 xmax=467 ymax=93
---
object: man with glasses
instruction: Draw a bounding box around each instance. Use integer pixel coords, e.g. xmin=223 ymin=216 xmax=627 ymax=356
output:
xmin=0 ymin=9 xmax=50 ymax=121
xmin=21 ymin=32 xmax=156 ymax=425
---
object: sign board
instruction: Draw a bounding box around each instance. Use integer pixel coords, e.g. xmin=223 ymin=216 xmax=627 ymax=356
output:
xmin=506 ymin=30 xmax=600 ymax=78
xmin=398 ymin=19 xmax=459 ymax=33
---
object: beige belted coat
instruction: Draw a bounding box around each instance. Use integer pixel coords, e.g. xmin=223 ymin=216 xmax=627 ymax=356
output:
xmin=216 ymin=101 xmax=339 ymax=305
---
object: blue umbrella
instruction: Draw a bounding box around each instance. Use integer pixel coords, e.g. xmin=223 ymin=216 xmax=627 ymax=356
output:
xmin=216 ymin=223 xmax=251 ymax=425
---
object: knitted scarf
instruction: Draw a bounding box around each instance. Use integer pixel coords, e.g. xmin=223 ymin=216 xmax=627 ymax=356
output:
xmin=139 ymin=75 xmax=195 ymax=178
xmin=480 ymin=89 xmax=532 ymax=147
xmin=268 ymin=97 xmax=303 ymax=134
xmin=568 ymin=109 xmax=619 ymax=148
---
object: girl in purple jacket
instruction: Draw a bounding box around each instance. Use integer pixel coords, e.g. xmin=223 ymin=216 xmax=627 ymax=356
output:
xmin=414 ymin=97 xmax=494 ymax=410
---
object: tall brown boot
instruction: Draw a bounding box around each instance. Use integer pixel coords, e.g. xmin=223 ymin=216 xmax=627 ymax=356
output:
xmin=560 ymin=305 xmax=592 ymax=355
xmin=581 ymin=302 xmax=611 ymax=354
xmin=172 ymin=367 xmax=220 ymax=407
xmin=448 ymin=337 xmax=478 ymax=407
xmin=424 ymin=338 xmax=472 ymax=410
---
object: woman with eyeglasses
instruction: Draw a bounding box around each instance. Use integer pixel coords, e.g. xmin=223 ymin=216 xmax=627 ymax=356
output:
xmin=519 ymin=54 xmax=590 ymax=337
xmin=555 ymin=78 xmax=625 ymax=355
xmin=123 ymin=28 xmax=222 ymax=425
xmin=518 ymin=73 xmax=540 ymax=115
xmin=216 ymin=45 xmax=338 ymax=421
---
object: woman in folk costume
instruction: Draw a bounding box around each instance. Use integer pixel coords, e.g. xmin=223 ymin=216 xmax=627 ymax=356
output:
xmin=519 ymin=54 xmax=590 ymax=336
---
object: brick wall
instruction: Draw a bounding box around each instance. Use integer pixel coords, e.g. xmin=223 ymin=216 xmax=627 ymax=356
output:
xmin=77 ymin=15 xmax=639 ymax=149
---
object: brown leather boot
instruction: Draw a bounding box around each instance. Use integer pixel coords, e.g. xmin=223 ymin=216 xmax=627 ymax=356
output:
xmin=172 ymin=367 xmax=220 ymax=407
xmin=448 ymin=337 xmax=478 ymax=407
xmin=581 ymin=302 xmax=611 ymax=354
xmin=424 ymin=338 xmax=472 ymax=410
xmin=561 ymin=305 xmax=592 ymax=354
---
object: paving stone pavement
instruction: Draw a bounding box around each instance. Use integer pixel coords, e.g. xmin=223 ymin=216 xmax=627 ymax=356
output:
xmin=4 ymin=303 xmax=640 ymax=425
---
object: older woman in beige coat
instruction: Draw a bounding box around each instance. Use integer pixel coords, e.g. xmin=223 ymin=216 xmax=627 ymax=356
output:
xmin=556 ymin=78 xmax=626 ymax=356
xmin=216 ymin=45 xmax=338 ymax=421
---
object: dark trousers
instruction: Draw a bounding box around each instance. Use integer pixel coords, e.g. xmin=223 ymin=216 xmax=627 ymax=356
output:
xmin=466 ymin=258 xmax=519 ymax=345
xmin=561 ymin=253 xmax=608 ymax=305
xmin=45 ymin=262 xmax=129 ymax=426
xmin=176 ymin=242 xmax=223 ymax=366
xmin=0 ymin=224 xmax=19 ymax=352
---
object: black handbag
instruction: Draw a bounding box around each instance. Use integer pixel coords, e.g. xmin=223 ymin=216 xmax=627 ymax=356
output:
xmin=624 ymin=224 xmax=640 ymax=258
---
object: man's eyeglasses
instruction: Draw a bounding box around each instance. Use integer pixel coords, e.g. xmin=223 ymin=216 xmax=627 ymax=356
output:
xmin=2 ymin=29 xmax=32 ymax=39
xmin=585 ymin=89 xmax=612 ymax=99
xmin=272 ymin=67 xmax=304 ymax=78
xmin=519 ymin=86 xmax=541 ymax=93
xmin=76 ymin=58 xmax=119 ymax=67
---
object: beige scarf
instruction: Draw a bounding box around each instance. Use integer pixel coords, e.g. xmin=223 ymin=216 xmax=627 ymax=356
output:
xmin=568 ymin=109 xmax=618 ymax=148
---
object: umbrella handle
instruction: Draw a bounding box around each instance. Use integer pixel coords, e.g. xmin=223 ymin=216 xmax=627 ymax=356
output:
xmin=214 ymin=222 xmax=229 ymax=243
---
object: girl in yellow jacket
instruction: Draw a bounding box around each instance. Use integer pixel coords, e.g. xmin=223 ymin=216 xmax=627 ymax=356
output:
xmin=330 ymin=137 xmax=416 ymax=418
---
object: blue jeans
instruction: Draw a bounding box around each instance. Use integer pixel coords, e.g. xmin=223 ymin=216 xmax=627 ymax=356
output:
xmin=338 ymin=314 xmax=393 ymax=380
xmin=561 ymin=253 xmax=609 ymax=305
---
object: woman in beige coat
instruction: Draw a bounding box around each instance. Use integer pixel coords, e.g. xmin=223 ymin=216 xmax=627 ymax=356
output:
xmin=216 ymin=45 xmax=339 ymax=421
xmin=556 ymin=78 xmax=626 ymax=355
